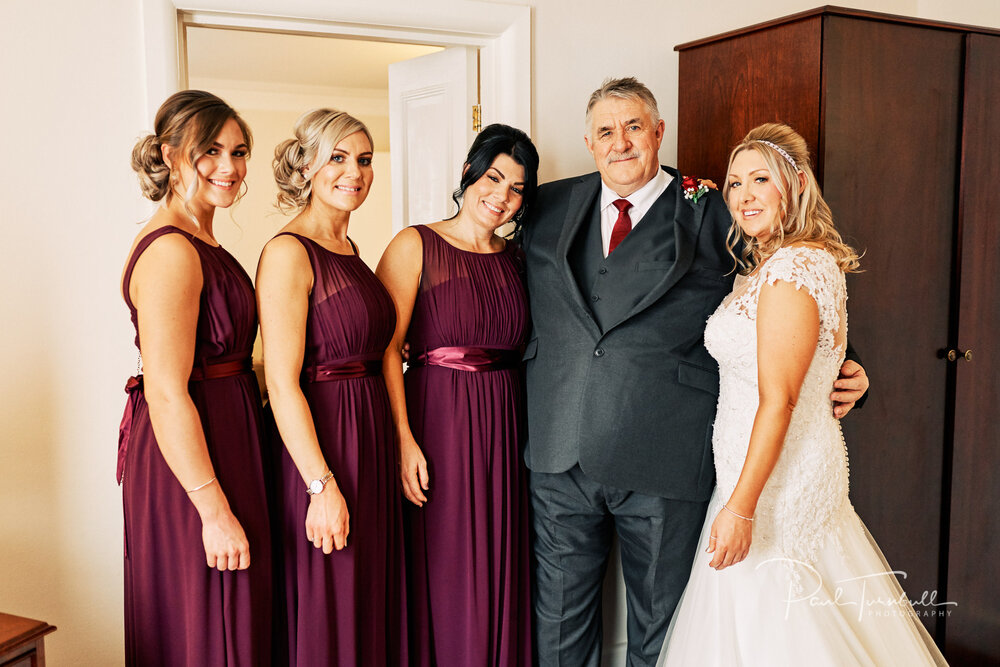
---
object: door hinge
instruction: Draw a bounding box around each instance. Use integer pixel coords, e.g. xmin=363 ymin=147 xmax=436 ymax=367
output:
xmin=472 ymin=104 xmax=482 ymax=132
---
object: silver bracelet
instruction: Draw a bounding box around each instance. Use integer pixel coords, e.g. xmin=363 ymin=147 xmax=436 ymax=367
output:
xmin=186 ymin=476 xmax=217 ymax=494
xmin=722 ymin=503 xmax=753 ymax=522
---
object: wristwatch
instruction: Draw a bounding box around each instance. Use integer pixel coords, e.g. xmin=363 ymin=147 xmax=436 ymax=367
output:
xmin=306 ymin=470 xmax=334 ymax=496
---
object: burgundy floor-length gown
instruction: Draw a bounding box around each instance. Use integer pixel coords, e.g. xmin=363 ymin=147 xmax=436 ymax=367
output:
xmin=404 ymin=224 xmax=533 ymax=666
xmin=119 ymin=226 xmax=273 ymax=666
xmin=270 ymin=233 xmax=407 ymax=666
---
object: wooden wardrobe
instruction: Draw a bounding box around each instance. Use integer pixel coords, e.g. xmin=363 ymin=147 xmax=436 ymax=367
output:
xmin=675 ymin=7 xmax=1000 ymax=665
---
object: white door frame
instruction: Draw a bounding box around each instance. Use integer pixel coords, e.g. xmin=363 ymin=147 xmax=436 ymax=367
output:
xmin=139 ymin=0 xmax=530 ymax=133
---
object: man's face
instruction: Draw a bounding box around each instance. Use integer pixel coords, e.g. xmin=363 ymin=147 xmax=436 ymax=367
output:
xmin=584 ymin=96 xmax=665 ymax=197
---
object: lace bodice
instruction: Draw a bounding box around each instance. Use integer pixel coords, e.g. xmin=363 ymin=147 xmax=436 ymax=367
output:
xmin=704 ymin=245 xmax=860 ymax=568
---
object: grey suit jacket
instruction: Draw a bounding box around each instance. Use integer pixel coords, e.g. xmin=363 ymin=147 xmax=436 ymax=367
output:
xmin=521 ymin=166 xmax=735 ymax=501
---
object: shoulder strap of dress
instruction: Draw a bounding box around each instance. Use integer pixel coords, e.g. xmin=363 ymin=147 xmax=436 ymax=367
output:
xmin=273 ymin=230 xmax=307 ymax=244
xmin=405 ymin=225 xmax=430 ymax=293
xmin=271 ymin=231 xmax=320 ymax=284
xmin=122 ymin=225 xmax=194 ymax=311
xmin=412 ymin=223 xmax=433 ymax=243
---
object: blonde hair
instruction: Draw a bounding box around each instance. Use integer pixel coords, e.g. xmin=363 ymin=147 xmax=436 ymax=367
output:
xmin=725 ymin=123 xmax=860 ymax=273
xmin=131 ymin=90 xmax=252 ymax=206
xmin=273 ymin=108 xmax=373 ymax=212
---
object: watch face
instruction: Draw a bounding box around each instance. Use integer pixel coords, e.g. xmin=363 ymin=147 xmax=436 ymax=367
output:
xmin=309 ymin=479 xmax=324 ymax=495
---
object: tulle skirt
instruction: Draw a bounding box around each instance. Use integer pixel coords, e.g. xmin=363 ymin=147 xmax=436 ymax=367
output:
xmin=658 ymin=491 xmax=948 ymax=667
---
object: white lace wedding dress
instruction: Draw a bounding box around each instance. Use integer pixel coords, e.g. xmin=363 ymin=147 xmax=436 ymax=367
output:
xmin=658 ymin=246 xmax=947 ymax=666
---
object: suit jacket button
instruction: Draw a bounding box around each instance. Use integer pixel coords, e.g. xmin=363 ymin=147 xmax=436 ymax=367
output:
xmin=591 ymin=294 xmax=600 ymax=302
xmin=594 ymin=348 xmax=605 ymax=357
xmin=599 ymin=267 xmax=608 ymax=274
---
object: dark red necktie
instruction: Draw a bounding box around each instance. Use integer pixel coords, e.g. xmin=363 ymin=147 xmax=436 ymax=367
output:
xmin=608 ymin=198 xmax=633 ymax=254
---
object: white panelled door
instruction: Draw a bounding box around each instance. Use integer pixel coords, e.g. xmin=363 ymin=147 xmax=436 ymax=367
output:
xmin=388 ymin=47 xmax=477 ymax=233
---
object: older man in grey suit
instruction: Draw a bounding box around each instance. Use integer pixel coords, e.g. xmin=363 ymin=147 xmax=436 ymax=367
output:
xmin=520 ymin=77 xmax=868 ymax=666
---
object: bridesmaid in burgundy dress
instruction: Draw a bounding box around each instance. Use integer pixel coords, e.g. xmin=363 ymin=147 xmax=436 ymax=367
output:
xmin=257 ymin=109 xmax=407 ymax=666
xmin=377 ymin=124 xmax=539 ymax=665
xmin=118 ymin=91 xmax=272 ymax=665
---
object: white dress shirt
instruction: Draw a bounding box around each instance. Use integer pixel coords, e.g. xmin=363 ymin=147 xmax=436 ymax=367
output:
xmin=599 ymin=168 xmax=674 ymax=257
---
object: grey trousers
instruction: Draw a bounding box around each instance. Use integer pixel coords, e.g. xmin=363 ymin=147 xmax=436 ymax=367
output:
xmin=530 ymin=465 xmax=708 ymax=667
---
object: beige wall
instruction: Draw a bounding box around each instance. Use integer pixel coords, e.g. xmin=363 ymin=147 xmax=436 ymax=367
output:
xmin=0 ymin=2 xmax=145 ymax=665
xmin=2 ymin=1 xmax=998 ymax=664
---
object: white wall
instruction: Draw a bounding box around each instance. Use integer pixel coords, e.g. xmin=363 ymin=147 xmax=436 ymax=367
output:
xmin=2 ymin=1 xmax=999 ymax=665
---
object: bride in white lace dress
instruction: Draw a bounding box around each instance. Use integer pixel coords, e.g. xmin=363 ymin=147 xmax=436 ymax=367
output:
xmin=658 ymin=124 xmax=947 ymax=666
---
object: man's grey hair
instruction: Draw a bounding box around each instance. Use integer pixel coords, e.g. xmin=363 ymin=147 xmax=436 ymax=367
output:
xmin=584 ymin=77 xmax=660 ymax=137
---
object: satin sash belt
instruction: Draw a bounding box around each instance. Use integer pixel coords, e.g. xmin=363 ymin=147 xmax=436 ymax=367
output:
xmin=303 ymin=353 xmax=383 ymax=382
xmin=190 ymin=356 xmax=252 ymax=381
xmin=408 ymin=346 xmax=522 ymax=372
xmin=117 ymin=356 xmax=252 ymax=484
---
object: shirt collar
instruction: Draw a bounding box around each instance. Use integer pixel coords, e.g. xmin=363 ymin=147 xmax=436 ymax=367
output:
xmin=599 ymin=168 xmax=672 ymax=214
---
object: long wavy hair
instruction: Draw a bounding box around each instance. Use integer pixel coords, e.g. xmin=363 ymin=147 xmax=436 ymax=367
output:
xmin=724 ymin=123 xmax=860 ymax=273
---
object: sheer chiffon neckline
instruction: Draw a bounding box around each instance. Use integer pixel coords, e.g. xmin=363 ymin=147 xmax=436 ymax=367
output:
xmin=425 ymin=225 xmax=508 ymax=255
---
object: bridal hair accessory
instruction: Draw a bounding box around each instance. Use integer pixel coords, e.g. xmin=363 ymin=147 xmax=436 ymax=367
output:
xmin=754 ymin=140 xmax=797 ymax=170
xmin=722 ymin=503 xmax=754 ymax=522
xmin=682 ymin=175 xmax=710 ymax=203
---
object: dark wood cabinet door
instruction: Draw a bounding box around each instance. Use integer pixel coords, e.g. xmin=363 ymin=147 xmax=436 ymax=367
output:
xmin=946 ymin=32 xmax=1000 ymax=666
xmin=676 ymin=16 xmax=822 ymax=184
xmin=821 ymin=16 xmax=963 ymax=636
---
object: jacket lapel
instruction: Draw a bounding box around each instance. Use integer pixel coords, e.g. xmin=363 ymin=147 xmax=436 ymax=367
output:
xmin=603 ymin=169 xmax=705 ymax=334
xmin=555 ymin=175 xmax=602 ymax=335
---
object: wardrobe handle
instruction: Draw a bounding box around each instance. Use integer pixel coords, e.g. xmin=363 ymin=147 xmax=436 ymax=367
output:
xmin=963 ymin=349 xmax=973 ymax=362
xmin=941 ymin=348 xmax=973 ymax=362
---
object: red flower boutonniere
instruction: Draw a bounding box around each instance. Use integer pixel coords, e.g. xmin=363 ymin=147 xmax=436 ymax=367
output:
xmin=682 ymin=175 xmax=710 ymax=203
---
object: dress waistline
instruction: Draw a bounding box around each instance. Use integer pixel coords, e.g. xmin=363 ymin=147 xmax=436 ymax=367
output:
xmin=117 ymin=355 xmax=252 ymax=485
xmin=302 ymin=353 xmax=383 ymax=382
xmin=190 ymin=356 xmax=252 ymax=381
xmin=408 ymin=346 xmax=522 ymax=372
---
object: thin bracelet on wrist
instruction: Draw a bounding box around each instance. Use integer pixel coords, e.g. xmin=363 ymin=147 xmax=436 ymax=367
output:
xmin=722 ymin=503 xmax=754 ymax=522
xmin=186 ymin=476 xmax=217 ymax=494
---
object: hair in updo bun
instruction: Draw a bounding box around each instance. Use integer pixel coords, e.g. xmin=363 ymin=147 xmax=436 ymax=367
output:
xmin=273 ymin=108 xmax=373 ymax=212
xmin=131 ymin=90 xmax=252 ymax=203
xmin=131 ymin=134 xmax=171 ymax=201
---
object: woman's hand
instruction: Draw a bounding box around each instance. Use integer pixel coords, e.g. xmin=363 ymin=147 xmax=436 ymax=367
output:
xmin=305 ymin=481 xmax=350 ymax=553
xmin=399 ymin=435 xmax=429 ymax=506
xmin=200 ymin=506 xmax=251 ymax=571
xmin=707 ymin=508 xmax=752 ymax=570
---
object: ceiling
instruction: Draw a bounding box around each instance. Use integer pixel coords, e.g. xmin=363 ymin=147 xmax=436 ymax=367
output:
xmin=185 ymin=26 xmax=442 ymax=90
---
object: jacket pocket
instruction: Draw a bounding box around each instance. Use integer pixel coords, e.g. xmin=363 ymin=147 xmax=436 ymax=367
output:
xmin=677 ymin=361 xmax=719 ymax=396
xmin=521 ymin=337 xmax=538 ymax=362
xmin=689 ymin=265 xmax=731 ymax=283
xmin=636 ymin=260 xmax=674 ymax=272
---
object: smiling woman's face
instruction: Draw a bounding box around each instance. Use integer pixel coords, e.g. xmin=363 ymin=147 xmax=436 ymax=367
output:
xmin=168 ymin=117 xmax=249 ymax=212
xmin=306 ymin=130 xmax=374 ymax=214
xmin=726 ymin=148 xmax=785 ymax=241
